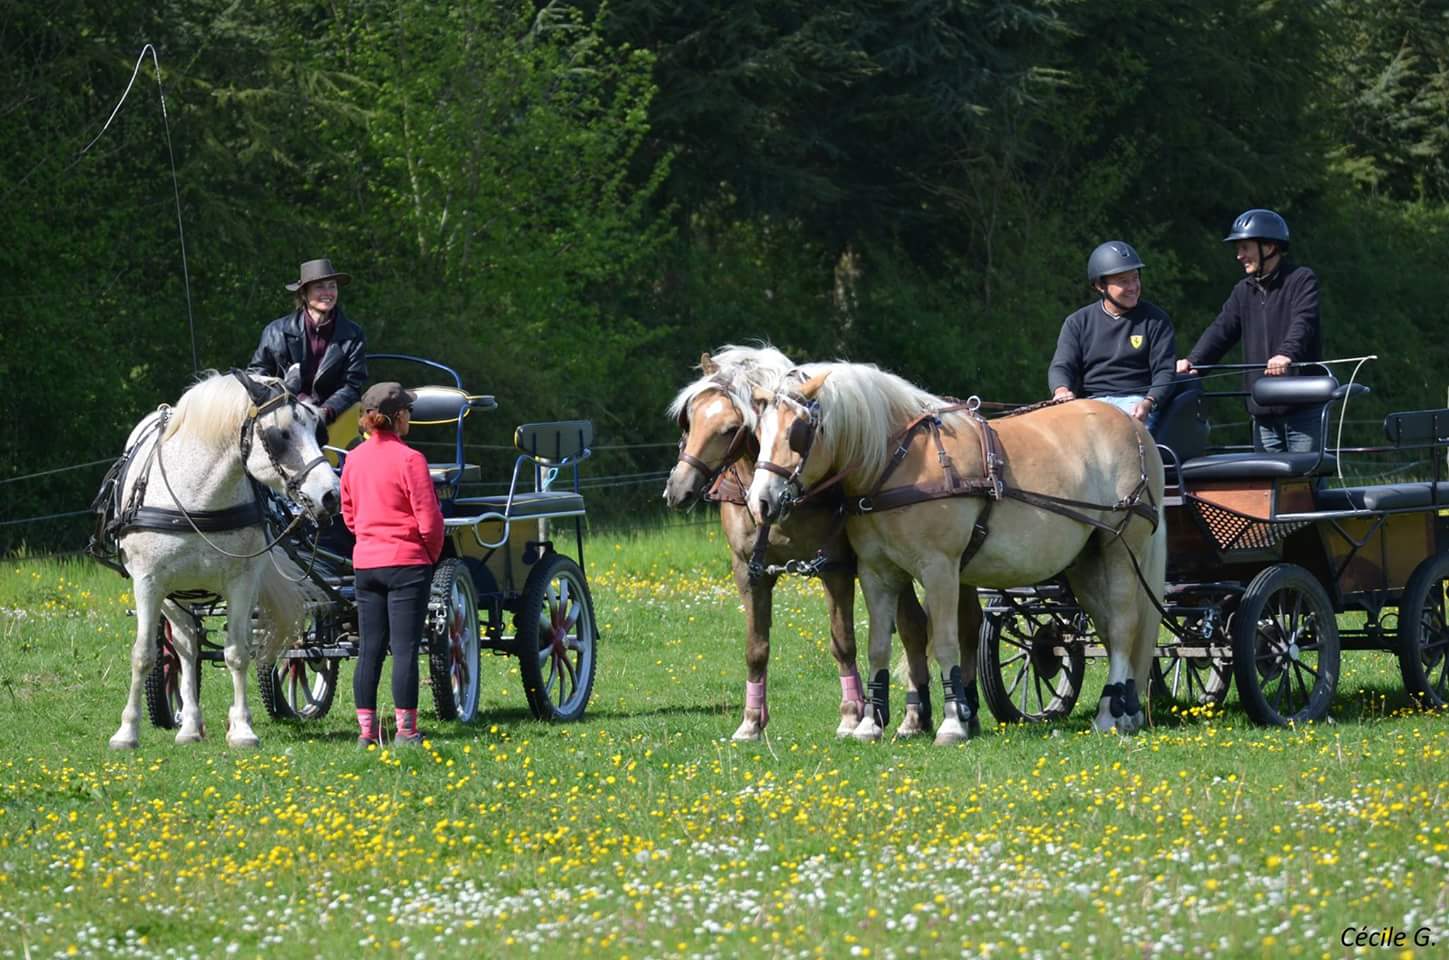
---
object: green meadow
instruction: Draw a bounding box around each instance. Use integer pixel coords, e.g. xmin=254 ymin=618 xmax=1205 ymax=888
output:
xmin=0 ymin=524 xmax=1445 ymax=959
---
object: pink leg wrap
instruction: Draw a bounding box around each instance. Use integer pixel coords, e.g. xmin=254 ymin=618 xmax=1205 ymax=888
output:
xmin=840 ymin=669 xmax=863 ymax=704
xmin=745 ymin=678 xmax=768 ymax=725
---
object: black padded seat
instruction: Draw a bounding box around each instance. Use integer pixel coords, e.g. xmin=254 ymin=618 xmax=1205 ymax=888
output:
xmin=445 ymin=491 xmax=585 ymax=520
xmin=429 ymin=463 xmax=482 ymax=485
xmin=1314 ymin=481 xmax=1449 ymax=512
xmin=1179 ymin=452 xmax=1338 ymax=480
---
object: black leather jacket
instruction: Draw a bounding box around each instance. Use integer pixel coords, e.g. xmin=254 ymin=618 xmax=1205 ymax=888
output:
xmin=247 ymin=307 xmax=367 ymax=422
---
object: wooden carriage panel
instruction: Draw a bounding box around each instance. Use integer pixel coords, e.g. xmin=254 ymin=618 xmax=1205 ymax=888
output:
xmin=1322 ymin=513 xmax=1434 ymax=595
xmin=1191 ymin=480 xmax=1273 ymax=520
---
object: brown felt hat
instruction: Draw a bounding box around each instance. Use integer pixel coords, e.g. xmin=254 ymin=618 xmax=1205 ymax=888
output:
xmin=360 ymin=382 xmax=416 ymax=417
xmin=285 ymin=258 xmax=352 ymax=292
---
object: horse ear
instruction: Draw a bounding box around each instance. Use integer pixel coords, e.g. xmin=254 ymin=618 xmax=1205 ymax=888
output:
xmin=798 ymin=371 xmax=831 ymax=399
xmin=700 ymin=353 xmax=718 ymax=376
xmin=231 ymin=369 xmax=273 ymax=406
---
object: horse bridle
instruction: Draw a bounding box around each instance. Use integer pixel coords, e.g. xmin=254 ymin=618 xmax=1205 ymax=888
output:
xmin=234 ymin=374 xmax=333 ymax=505
xmin=755 ymin=394 xmax=824 ymax=512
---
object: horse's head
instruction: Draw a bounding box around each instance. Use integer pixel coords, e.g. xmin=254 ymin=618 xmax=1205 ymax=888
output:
xmin=747 ymin=371 xmax=831 ymax=522
xmin=663 ymin=377 xmax=755 ymax=508
xmin=234 ymin=371 xmax=341 ymax=521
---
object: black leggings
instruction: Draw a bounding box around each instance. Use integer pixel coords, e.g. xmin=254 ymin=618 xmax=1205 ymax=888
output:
xmin=353 ymin=564 xmax=432 ymax=711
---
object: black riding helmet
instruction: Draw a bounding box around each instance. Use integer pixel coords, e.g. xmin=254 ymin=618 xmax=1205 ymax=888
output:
xmin=1086 ymin=241 xmax=1145 ymax=285
xmin=1223 ymin=208 xmax=1289 ymax=278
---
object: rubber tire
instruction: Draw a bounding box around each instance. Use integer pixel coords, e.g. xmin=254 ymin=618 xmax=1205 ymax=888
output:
xmin=978 ymin=604 xmax=1086 ymax=724
xmin=145 ymin=621 xmax=199 ymax=730
xmin=258 ymin=653 xmax=338 ymax=721
xmin=1396 ymin=550 xmax=1449 ymax=708
xmin=428 ymin=558 xmax=482 ymax=723
xmin=514 ymin=553 xmax=597 ymax=721
xmin=1230 ymin=563 xmax=1340 ymax=726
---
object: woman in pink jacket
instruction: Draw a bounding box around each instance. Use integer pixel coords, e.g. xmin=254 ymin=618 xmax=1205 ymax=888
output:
xmin=340 ymin=382 xmax=444 ymax=747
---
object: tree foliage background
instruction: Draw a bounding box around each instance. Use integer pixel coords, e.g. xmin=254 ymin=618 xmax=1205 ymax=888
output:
xmin=3 ymin=0 xmax=1449 ymax=550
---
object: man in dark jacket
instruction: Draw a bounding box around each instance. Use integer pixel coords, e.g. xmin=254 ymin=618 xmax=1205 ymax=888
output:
xmin=248 ymin=258 xmax=368 ymax=431
xmin=1176 ymin=209 xmax=1322 ymax=452
xmin=1049 ymin=240 xmax=1176 ymax=434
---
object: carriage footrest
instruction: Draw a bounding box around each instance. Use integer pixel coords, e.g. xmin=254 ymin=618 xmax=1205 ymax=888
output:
xmin=1314 ymin=481 xmax=1449 ymax=512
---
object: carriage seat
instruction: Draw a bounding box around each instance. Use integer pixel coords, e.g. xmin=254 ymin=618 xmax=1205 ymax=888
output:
xmin=1314 ymin=481 xmax=1449 ymax=512
xmin=443 ymin=490 xmax=585 ymax=521
xmin=1178 ymin=451 xmax=1339 ymax=481
xmin=1152 ymin=374 xmax=1209 ymax=463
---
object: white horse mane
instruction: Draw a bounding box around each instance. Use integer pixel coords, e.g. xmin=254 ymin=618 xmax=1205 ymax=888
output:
xmin=799 ymin=363 xmax=951 ymax=491
xmin=163 ymin=370 xmax=291 ymax=450
xmin=666 ymin=343 xmax=796 ymax=431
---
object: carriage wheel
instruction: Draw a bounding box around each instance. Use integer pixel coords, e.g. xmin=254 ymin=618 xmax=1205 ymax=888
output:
xmin=1396 ymin=550 xmax=1449 ymax=708
xmin=978 ymin=604 xmax=1086 ymax=723
xmin=515 ymin=553 xmax=597 ymax=721
xmin=258 ymin=647 xmax=338 ymax=721
xmin=1150 ymin=620 xmax=1232 ymax=715
xmin=1230 ymin=564 xmax=1340 ymax=726
xmin=144 ymin=620 xmax=199 ymax=729
xmin=428 ymin=558 xmax=482 ymax=723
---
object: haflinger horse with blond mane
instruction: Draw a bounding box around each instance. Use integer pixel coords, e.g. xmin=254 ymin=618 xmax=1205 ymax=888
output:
xmin=664 ymin=345 xmax=981 ymax=741
xmin=91 ymin=370 xmax=340 ymax=749
xmin=747 ymin=363 xmax=1166 ymax=743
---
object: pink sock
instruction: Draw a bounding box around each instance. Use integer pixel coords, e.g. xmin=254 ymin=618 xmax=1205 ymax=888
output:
xmin=395 ymin=708 xmax=418 ymax=737
xmin=356 ymin=709 xmax=378 ymax=740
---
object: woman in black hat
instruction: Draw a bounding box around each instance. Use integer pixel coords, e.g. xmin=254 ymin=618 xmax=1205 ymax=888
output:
xmin=247 ymin=258 xmax=368 ymax=429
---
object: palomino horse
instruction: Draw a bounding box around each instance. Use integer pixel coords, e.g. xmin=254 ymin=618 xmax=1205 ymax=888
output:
xmin=748 ymin=363 xmax=1166 ymax=743
xmin=664 ymin=346 xmax=981 ymax=740
xmin=96 ymin=370 xmax=340 ymax=749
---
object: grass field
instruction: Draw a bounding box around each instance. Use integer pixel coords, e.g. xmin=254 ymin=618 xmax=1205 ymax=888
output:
xmin=1 ymin=523 xmax=1446 ymax=959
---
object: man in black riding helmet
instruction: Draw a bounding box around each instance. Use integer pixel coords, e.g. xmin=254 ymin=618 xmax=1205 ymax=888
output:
xmin=1176 ymin=209 xmax=1323 ymax=452
xmin=1048 ymin=240 xmax=1176 ymax=434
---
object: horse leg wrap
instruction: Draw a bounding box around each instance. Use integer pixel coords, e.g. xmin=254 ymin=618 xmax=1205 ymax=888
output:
xmin=906 ymin=687 xmax=933 ymax=729
xmin=1102 ymin=679 xmax=1141 ymax=720
xmin=942 ymin=665 xmax=973 ymax=725
xmin=840 ymin=669 xmax=863 ymax=708
xmin=746 ymin=678 xmax=768 ymax=728
xmin=868 ymin=669 xmax=890 ymax=729
xmin=965 ymin=682 xmax=981 ymax=736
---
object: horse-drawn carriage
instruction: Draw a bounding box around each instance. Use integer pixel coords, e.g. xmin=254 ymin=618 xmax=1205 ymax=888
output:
xmin=96 ymin=354 xmax=597 ymax=747
xmin=977 ymin=368 xmax=1449 ymax=727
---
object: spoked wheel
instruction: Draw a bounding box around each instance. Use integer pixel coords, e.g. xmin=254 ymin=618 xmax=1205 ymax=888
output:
xmin=1231 ymin=564 xmax=1340 ymax=726
xmin=145 ymin=620 xmax=199 ymax=729
xmin=1397 ymin=550 xmax=1449 ymax=708
xmin=258 ymin=649 xmax=338 ymax=720
xmin=515 ymin=552 xmax=597 ymax=721
xmin=1150 ymin=616 xmax=1232 ymax=715
xmin=428 ymin=558 xmax=482 ymax=723
xmin=978 ymin=603 xmax=1087 ymax=723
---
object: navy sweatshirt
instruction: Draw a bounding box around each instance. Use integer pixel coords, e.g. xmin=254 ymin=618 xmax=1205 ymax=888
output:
xmin=1186 ymin=263 xmax=1322 ymax=417
xmin=1047 ymin=300 xmax=1177 ymax=406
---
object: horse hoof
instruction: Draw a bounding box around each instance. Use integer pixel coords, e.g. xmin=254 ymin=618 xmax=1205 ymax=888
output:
xmin=835 ymin=720 xmax=856 ymax=738
xmin=108 ymin=737 xmax=139 ymax=751
xmin=731 ymin=723 xmax=762 ymax=742
xmin=894 ymin=722 xmax=926 ymax=739
xmin=175 ymin=732 xmax=204 ymax=745
xmin=851 ymin=721 xmax=883 ymax=742
xmin=226 ymin=735 xmax=260 ymax=749
xmin=933 ymin=722 xmax=971 ymax=746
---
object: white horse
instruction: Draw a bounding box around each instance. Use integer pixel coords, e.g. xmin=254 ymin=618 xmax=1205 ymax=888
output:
xmin=103 ymin=370 xmax=340 ymax=749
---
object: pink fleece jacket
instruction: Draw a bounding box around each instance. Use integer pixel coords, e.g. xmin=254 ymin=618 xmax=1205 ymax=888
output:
xmin=340 ymin=431 xmax=444 ymax=568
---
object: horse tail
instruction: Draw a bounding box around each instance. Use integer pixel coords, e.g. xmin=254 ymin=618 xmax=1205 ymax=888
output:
xmin=254 ymin=552 xmax=307 ymax=665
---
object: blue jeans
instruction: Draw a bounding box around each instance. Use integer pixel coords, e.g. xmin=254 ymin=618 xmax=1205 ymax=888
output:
xmin=1094 ymin=395 xmax=1160 ymax=435
xmin=1254 ymin=407 xmax=1321 ymax=453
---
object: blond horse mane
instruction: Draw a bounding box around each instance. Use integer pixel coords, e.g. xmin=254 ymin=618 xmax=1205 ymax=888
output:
xmin=666 ymin=343 xmax=796 ymax=431
xmin=805 ymin=363 xmax=951 ymax=491
xmin=162 ymin=370 xmax=289 ymax=450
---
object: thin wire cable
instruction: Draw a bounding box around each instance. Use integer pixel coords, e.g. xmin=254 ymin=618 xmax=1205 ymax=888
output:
xmin=0 ymin=510 xmax=90 ymax=528
xmin=0 ymin=458 xmax=116 ymax=485
xmin=79 ymin=44 xmax=198 ymax=375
